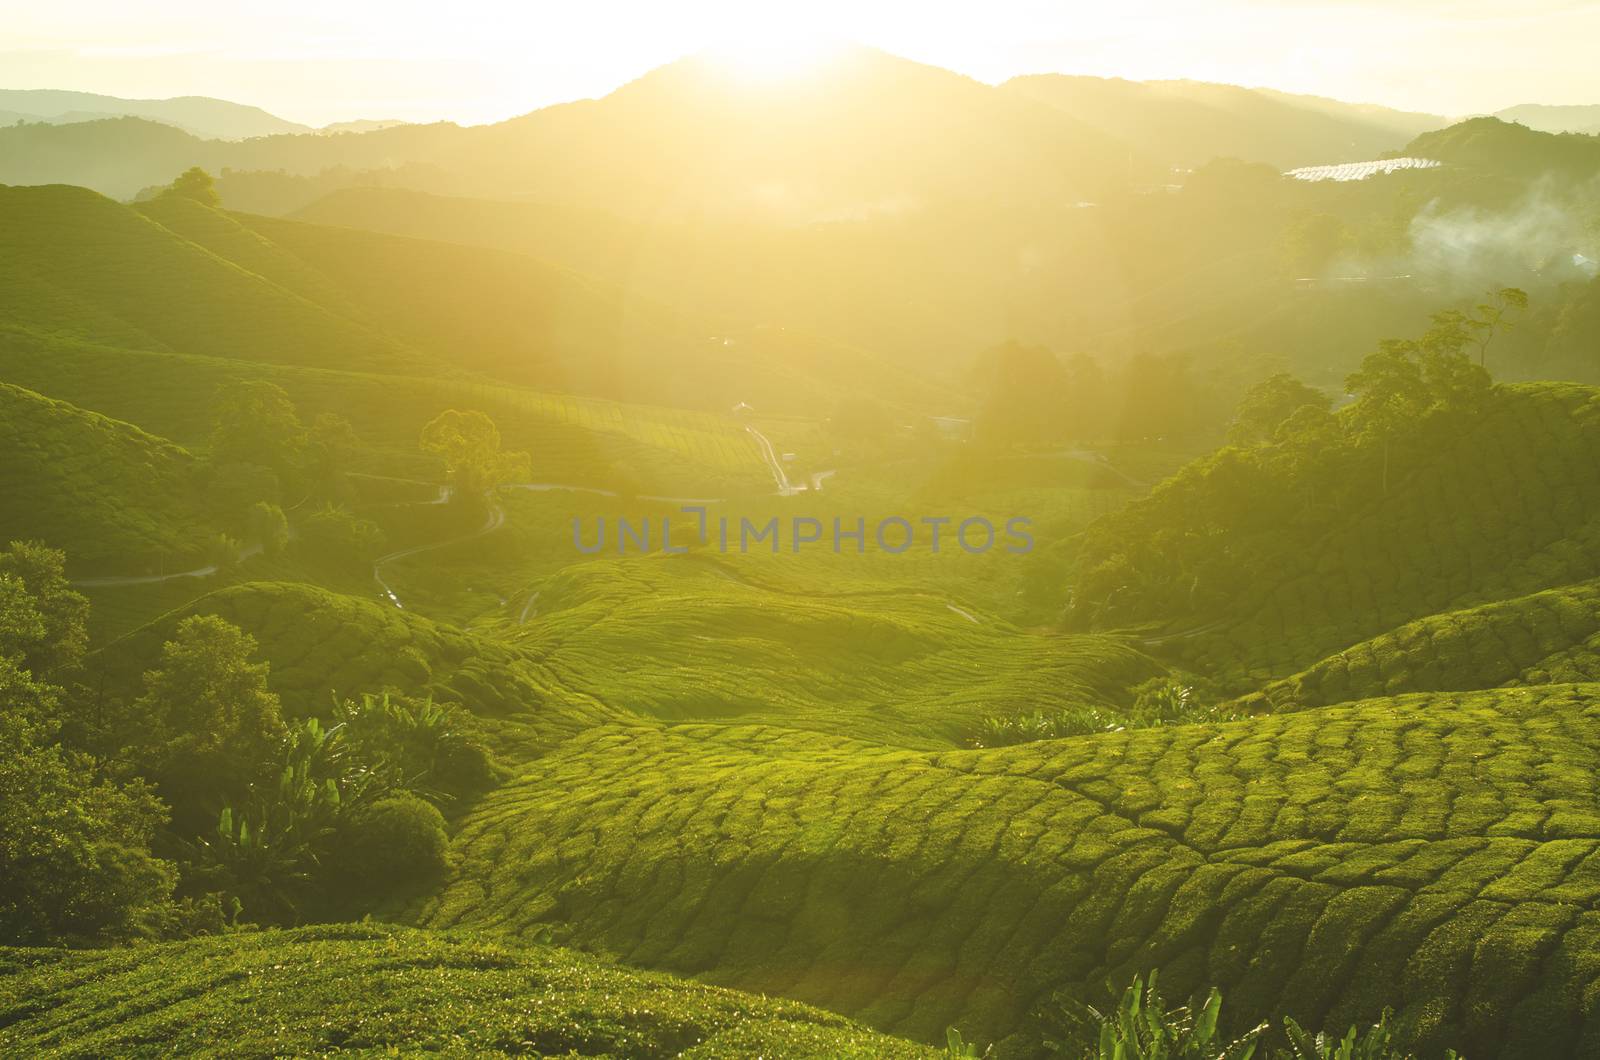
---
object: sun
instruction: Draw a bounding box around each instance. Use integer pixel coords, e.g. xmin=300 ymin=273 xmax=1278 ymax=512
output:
xmin=703 ymin=17 xmax=843 ymax=83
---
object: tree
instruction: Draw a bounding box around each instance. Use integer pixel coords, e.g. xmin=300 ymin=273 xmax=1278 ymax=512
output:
xmin=1226 ymin=374 xmax=1331 ymax=447
xmin=1283 ymin=212 xmax=1355 ymax=277
xmin=298 ymin=504 xmax=386 ymax=570
xmin=1345 ymin=340 xmax=1429 ymax=496
xmin=0 ymin=568 xmax=175 ymax=945
xmin=1468 ymin=286 xmax=1530 ymax=370
xmin=0 ymin=711 xmax=176 ymax=944
xmin=305 ymin=412 xmax=358 ymax=498
xmin=970 ymin=341 xmax=1067 ymax=448
xmin=162 ymin=166 xmax=221 ymax=207
xmin=210 ymin=381 xmax=305 ymax=477
xmin=419 ymin=410 xmax=530 ymax=498
xmin=247 ymin=502 xmax=290 ymax=556
xmin=129 ymin=616 xmax=286 ymax=822
xmin=0 ymin=541 xmax=88 ymax=680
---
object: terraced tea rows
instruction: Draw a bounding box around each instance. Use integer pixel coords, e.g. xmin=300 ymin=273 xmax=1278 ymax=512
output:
xmin=0 ymin=328 xmax=767 ymax=495
xmin=0 ymin=925 xmax=936 ymax=1058
xmin=0 ymin=381 xmax=211 ymax=569
xmin=1242 ymin=578 xmax=1600 ymax=712
xmin=511 ymin=558 xmax=1161 ymax=747
xmin=95 ymin=582 xmax=632 ymax=758
xmin=419 ymin=683 xmax=1600 ymax=1058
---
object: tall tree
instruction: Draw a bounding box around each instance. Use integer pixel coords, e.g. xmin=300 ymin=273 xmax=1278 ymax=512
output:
xmin=129 ymin=616 xmax=286 ymax=822
xmin=1227 ymin=374 xmax=1331 ymax=447
xmin=419 ymin=410 xmax=530 ymax=499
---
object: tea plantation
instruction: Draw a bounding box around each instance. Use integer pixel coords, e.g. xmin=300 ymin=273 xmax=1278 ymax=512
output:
xmin=0 ymin=924 xmax=936 ymax=1058
xmin=418 ymin=685 xmax=1600 ymax=1057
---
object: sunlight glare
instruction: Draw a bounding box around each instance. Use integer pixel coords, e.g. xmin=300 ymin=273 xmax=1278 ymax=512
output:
xmin=703 ymin=14 xmax=843 ymax=84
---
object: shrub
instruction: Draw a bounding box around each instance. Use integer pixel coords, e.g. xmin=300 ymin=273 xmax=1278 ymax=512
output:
xmin=1043 ymin=974 xmax=1460 ymax=1060
xmin=297 ymin=503 xmax=386 ymax=569
xmin=334 ymin=691 xmax=496 ymax=801
xmin=970 ymin=705 xmax=1120 ymax=748
xmin=329 ymin=793 xmax=450 ymax=897
xmin=247 ymin=501 xmax=289 ymax=555
xmin=1044 ymin=971 xmax=1266 ymax=1059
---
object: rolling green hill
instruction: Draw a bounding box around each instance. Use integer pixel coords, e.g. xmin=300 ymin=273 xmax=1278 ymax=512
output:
xmin=0 ymin=382 xmax=211 ymax=570
xmin=93 ymin=582 xmax=631 ymax=760
xmin=506 ymin=557 xmax=1161 ymax=748
xmin=0 ymin=924 xmax=935 ymax=1058
xmin=1074 ymin=383 xmax=1600 ymax=689
xmin=0 ymin=184 xmax=935 ymax=414
xmin=417 ymin=684 xmax=1600 ymax=1057
xmin=1405 ymin=117 xmax=1600 ymax=182
xmin=0 ymin=183 xmax=410 ymax=373
xmin=1240 ymin=578 xmax=1600 ymax=712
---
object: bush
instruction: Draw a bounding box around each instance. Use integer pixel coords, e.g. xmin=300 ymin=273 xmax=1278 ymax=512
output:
xmin=1043 ymin=973 xmax=1460 ymax=1060
xmin=970 ymin=705 xmax=1120 ymax=747
xmin=330 ymin=793 xmax=450 ymax=897
xmin=297 ymin=503 xmax=386 ymax=570
xmin=247 ymin=502 xmax=289 ymax=555
xmin=0 ymin=710 xmax=176 ymax=945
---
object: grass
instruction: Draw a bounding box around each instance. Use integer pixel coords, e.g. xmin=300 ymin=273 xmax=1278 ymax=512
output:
xmin=416 ymin=683 xmax=1600 ymax=1057
xmin=0 ymin=924 xmax=938 ymax=1058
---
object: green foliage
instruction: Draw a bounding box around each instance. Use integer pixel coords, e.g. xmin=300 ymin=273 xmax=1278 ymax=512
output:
xmin=419 ymin=408 xmax=531 ymax=497
xmin=0 ymin=382 xmax=211 ymax=568
xmin=0 ymin=567 xmax=174 ymax=945
xmin=296 ymin=503 xmax=386 ymax=569
xmin=209 ymin=378 xmax=305 ymax=474
xmin=419 ymin=684 xmax=1600 ymax=1054
xmin=1228 ymin=374 xmax=1331 ymax=448
xmin=943 ymin=1026 xmax=991 ymax=1057
xmin=247 ymin=501 xmax=289 ymax=555
xmin=1280 ymin=1010 xmax=1452 ymax=1060
xmin=1048 ymin=978 xmax=1452 ymax=1060
xmin=328 ymin=792 xmax=451 ymax=898
xmin=970 ymin=705 xmax=1121 ymax=747
xmin=1073 ymin=382 xmax=1600 ymax=686
xmin=333 ymin=691 xmax=494 ymax=801
xmin=0 ymin=713 xmax=176 ymax=945
xmin=1047 ymin=972 xmax=1266 ymax=1059
xmin=0 ymin=925 xmax=938 ymax=1057
xmin=127 ymin=614 xmax=286 ymax=820
xmin=0 ymin=541 xmax=87 ymax=679
xmin=160 ymin=166 xmax=220 ymax=207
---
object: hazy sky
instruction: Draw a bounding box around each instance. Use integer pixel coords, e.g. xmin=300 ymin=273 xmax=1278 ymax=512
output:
xmin=3 ymin=1 xmax=1597 ymax=126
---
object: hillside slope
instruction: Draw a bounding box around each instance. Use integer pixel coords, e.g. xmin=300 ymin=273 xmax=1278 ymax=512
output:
xmin=0 ymin=382 xmax=210 ymax=570
xmin=0 ymin=89 xmax=311 ymax=140
xmin=1002 ymin=75 xmax=1443 ymax=169
xmin=0 ymin=925 xmax=935 ymax=1058
xmin=1074 ymin=383 xmax=1600 ymax=687
xmin=418 ymin=684 xmax=1600 ymax=1057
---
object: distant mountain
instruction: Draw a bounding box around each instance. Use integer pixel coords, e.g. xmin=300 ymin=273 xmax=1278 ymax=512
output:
xmin=318 ymin=119 xmax=410 ymax=135
xmin=1002 ymin=74 xmax=1444 ymax=169
xmin=1406 ymin=116 xmax=1600 ymax=180
xmin=0 ymin=88 xmax=311 ymax=139
xmin=0 ymin=48 xmax=1151 ymax=212
xmin=1494 ymin=103 xmax=1600 ymax=136
xmin=0 ymin=183 xmax=928 ymax=413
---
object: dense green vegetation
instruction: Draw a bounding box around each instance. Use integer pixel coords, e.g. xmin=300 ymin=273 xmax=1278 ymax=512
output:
xmin=0 ymin=925 xmax=939 ymax=1058
xmin=5 ymin=43 xmax=1600 ymax=1060
xmin=0 ymin=383 xmax=212 ymax=569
